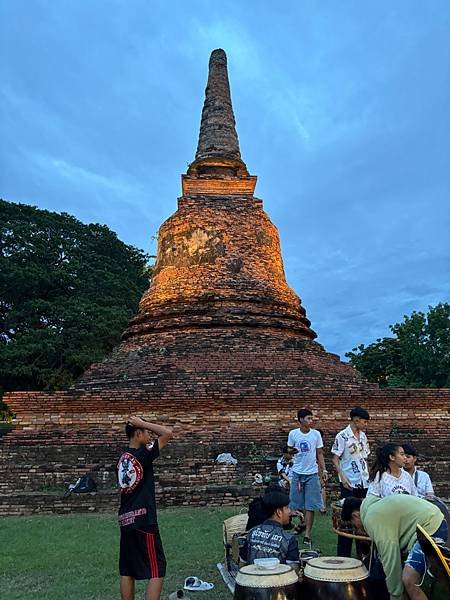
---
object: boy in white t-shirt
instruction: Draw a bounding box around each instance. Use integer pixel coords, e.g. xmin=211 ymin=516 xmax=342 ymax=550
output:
xmin=287 ymin=408 xmax=328 ymax=545
xmin=402 ymin=443 xmax=434 ymax=498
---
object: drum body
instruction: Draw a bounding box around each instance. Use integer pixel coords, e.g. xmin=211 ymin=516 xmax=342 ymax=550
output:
xmin=224 ymin=514 xmax=248 ymax=546
xmin=234 ymin=564 xmax=299 ymax=600
xmin=224 ymin=514 xmax=248 ymax=570
xmin=303 ymin=556 xmax=374 ymax=599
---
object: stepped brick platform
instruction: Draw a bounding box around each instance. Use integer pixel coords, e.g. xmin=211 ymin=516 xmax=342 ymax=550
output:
xmin=77 ymin=328 xmax=363 ymax=390
xmin=2 ymin=49 xmax=449 ymax=515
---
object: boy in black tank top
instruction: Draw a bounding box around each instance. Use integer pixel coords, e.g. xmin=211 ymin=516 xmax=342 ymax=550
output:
xmin=117 ymin=416 xmax=173 ymax=600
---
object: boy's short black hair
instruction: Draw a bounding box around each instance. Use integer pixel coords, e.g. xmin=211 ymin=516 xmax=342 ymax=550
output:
xmin=341 ymin=497 xmax=363 ymax=521
xmin=281 ymin=445 xmax=298 ymax=454
xmin=262 ymin=490 xmax=290 ymax=513
xmin=125 ymin=423 xmax=134 ymax=439
xmin=350 ymin=407 xmax=370 ymax=420
xmin=402 ymin=443 xmax=418 ymax=456
xmin=297 ymin=408 xmax=313 ymax=420
xmin=125 ymin=423 xmax=143 ymax=439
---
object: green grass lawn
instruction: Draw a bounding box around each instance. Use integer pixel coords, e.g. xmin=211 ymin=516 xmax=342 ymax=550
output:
xmin=1 ymin=507 xmax=337 ymax=599
xmin=2 ymin=507 xmax=447 ymax=599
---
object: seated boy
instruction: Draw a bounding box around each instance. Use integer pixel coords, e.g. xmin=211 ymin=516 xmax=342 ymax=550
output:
xmin=241 ymin=490 xmax=300 ymax=571
xmin=402 ymin=443 xmax=434 ymax=498
xmin=277 ymin=445 xmax=297 ymax=490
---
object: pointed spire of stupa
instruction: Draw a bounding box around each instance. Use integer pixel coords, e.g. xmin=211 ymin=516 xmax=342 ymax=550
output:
xmin=183 ymin=49 xmax=256 ymax=195
xmin=195 ymin=48 xmax=242 ymax=161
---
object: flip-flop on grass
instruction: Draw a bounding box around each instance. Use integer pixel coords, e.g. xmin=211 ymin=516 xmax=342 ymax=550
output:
xmin=184 ymin=576 xmax=215 ymax=591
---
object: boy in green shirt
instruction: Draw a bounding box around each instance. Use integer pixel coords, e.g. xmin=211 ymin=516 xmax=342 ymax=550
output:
xmin=342 ymin=494 xmax=447 ymax=600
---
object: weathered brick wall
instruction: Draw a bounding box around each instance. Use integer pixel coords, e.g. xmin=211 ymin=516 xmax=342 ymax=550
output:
xmin=78 ymin=327 xmax=366 ymax=389
xmin=1 ymin=387 xmax=448 ymax=515
xmin=122 ymin=195 xmax=315 ymax=343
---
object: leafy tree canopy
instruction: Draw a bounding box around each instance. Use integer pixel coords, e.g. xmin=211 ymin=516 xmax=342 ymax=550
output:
xmin=346 ymin=303 xmax=450 ymax=388
xmin=0 ymin=199 xmax=151 ymax=390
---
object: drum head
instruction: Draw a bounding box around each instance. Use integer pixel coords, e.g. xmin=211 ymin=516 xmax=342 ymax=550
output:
xmin=304 ymin=556 xmax=368 ymax=582
xmin=236 ymin=563 xmax=298 ymax=588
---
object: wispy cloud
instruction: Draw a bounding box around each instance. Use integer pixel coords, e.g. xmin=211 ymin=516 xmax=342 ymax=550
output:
xmin=36 ymin=155 xmax=141 ymax=197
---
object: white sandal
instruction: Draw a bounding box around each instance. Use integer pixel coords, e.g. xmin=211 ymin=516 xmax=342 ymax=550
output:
xmin=184 ymin=576 xmax=214 ymax=591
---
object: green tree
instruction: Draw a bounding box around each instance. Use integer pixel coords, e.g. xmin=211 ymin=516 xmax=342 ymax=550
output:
xmin=346 ymin=303 xmax=450 ymax=388
xmin=0 ymin=199 xmax=151 ymax=390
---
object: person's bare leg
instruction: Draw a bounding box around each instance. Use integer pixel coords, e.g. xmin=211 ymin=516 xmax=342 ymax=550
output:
xmin=146 ymin=577 xmax=164 ymax=600
xmin=305 ymin=510 xmax=314 ymax=539
xmin=120 ymin=576 xmax=135 ymax=600
xmin=402 ymin=565 xmax=428 ymax=600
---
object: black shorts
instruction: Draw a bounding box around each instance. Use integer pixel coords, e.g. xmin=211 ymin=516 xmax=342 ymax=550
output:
xmin=119 ymin=529 xmax=166 ymax=580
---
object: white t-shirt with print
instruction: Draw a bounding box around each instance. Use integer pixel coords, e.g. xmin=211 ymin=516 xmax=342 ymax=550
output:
xmin=367 ymin=468 xmax=418 ymax=498
xmin=287 ymin=428 xmax=323 ymax=475
xmin=331 ymin=424 xmax=370 ymax=489
xmin=411 ymin=468 xmax=434 ymax=497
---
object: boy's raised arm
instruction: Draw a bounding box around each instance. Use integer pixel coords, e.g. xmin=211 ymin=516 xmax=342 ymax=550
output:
xmin=128 ymin=415 xmax=174 ymax=449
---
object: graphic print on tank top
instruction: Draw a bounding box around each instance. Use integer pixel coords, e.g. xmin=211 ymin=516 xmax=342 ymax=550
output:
xmin=118 ymin=452 xmax=144 ymax=493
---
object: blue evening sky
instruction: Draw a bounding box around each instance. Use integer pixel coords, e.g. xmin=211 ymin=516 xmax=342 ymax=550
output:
xmin=1 ymin=1 xmax=449 ymax=358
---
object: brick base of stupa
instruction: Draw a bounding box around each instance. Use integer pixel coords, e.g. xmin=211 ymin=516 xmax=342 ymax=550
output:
xmin=1 ymin=329 xmax=449 ymax=515
xmin=76 ymin=328 xmax=364 ymax=390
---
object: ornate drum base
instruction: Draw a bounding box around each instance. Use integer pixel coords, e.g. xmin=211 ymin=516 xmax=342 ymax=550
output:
xmin=303 ymin=556 xmax=373 ymax=599
xmin=234 ymin=564 xmax=299 ymax=599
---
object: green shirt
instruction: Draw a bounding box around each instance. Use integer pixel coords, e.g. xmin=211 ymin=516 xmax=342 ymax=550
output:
xmin=360 ymin=494 xmax=443 ymax=600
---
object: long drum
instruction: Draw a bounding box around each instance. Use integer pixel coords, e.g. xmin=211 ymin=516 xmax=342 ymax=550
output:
xmin=234 ymin=564 xmax=299 ymax=600
xmin=304 ymin=556 xmax=373 ymax=599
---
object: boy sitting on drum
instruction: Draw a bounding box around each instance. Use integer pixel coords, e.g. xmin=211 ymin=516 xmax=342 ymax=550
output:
xmin=241 ymin=490 xmax=300 ymax=572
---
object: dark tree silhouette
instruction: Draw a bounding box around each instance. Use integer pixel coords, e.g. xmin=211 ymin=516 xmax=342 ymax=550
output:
xmin=0 ymin=199 xmax=151 ymax=390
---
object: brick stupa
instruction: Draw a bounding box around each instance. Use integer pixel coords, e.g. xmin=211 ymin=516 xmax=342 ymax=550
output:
xmin=78 ymin=49 xmax=363 ymax=390
xmin=2 ymin=50 xmax=449 ymax=515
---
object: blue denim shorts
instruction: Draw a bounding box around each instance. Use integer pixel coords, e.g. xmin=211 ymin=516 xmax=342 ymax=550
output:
xmin=405 ymin=519 xmax=448 ymax=575
xmin=289 ymin=472 xmax=323 ymax=511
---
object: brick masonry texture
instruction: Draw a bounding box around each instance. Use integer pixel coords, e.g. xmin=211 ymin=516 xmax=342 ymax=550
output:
xmin=119 ymin=195 xmax=316 ymax=348
xmin=181 ymin=177 xmax=257 ymax=196
xmin=78 ymin=329 xmax=365 ymax=391
xmin=1 ymin=49 xmax=449 ymax=515
xmin=195 ymin=49 xmax=242 ymax=162
xmin=1 ymin=386 xmax=449 ymax=515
